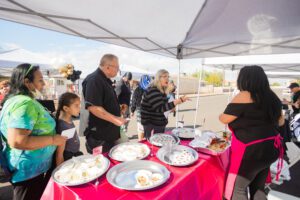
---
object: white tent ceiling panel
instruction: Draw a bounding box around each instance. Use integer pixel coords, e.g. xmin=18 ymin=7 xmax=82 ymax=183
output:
xmin=51 ymin=18 xmax=115 ymax=38
xmin=245 ymin=46 xmax=300 ymax=56
xmin=1 ymin=0 xmax=300 ymax=60
xmin=0 ymin=0 xmax=26 ymax=11
xmin=207 ymin=64 xmax=300 ymax=73
xmin=212 ymin=43 xmax=261 ymax=55
xmin=281 ymin=38 xmax=300 ymax=49
xmin=0 ymin=0 xmax=204 ymax=56
xmin=183 ymin=0 xmax=300 ymax=56
xmin=126 ymin=39 xmax=164 ymax=51
xmin=95 ymin=38 xmax=146 ymax=51
xmin=0 ymin=12 xmax=77 ymax=36
xmin=184 ymin=49 xmax=232 ymax=59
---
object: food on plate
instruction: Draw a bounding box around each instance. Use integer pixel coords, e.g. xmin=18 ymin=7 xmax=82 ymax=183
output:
xmin=189 ymin=130 xmax=230 ymax=153
xmin=151 ymin=173 xmax=164 ymax=183
xmin=222 ymin=131 xmax=231 ymax=141
xmin=134 ymin=170 xmax=163 ymax=188
xmin=150 ymin=134 xmax=177 ymax=146
xmin=110 ymin=143 xmax=149 ymax=161
xmin=168 ymin=149 xmax=195 ymax=165
xmin=207 ymin=138 xmax=227 ymax=152
xmin=54 ymin=155 xmax=106 ymax=184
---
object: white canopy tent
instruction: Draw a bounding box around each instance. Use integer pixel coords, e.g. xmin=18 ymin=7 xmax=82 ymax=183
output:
xmin=1 ymin=0 xmax=300 ymax=60
xmin=1 ymin=0 xmax=300 ymax=127
xmin=0 ymin=48 xmax=55 ymax=76
xmin=119 ymin=64 xmax=154 ymax=80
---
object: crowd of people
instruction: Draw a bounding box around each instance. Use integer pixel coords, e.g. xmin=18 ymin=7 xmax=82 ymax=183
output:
xmin=0 ymin=54 xmax=297 ymax=200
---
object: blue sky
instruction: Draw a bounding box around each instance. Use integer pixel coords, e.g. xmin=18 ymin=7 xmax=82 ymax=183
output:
xmin=0 ymin=19 xmax=102 ymax=52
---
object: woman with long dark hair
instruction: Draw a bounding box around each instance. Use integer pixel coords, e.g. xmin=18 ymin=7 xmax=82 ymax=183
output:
xmin=219 ymin=66 xmax=284 ymax=200
xmin=0 ymin=63 xmax=67 ymax=200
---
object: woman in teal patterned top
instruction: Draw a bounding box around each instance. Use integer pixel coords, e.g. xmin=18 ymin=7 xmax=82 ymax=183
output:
xmin=0 ymin=64 xmax=67 ymax=200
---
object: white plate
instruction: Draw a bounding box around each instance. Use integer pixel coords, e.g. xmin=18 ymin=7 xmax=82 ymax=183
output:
xmin=149 ymin=133 xmax=180 ymax=147
xmin=172 ymin=128 xmax=195 ymax=139
xmin=52 ymin=154 xmax=110 ymax=186
xmin=109 ymin=142 xmax=150 ymax=162
xmin=106 ymin=160 xmax=170 ymax=191
xmin=156 ymin=145 xmax=198 ymax=166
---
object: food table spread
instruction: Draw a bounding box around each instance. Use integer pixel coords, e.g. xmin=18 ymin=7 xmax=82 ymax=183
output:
xmin=41 ymin=133 xmax=229 ymax=200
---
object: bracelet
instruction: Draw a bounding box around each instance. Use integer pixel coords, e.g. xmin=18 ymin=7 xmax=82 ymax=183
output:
xmin=180 ymin=97 xmax=184 ymax=103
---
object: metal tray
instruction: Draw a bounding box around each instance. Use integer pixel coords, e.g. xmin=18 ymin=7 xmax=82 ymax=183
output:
xmin=149 ymin=133 xmax=180 ymax=147
xmin=52 ymin=154 xmax=110 ymax=186
xmin=171 ymin=128 xmax=195 ymax=139
xmin=108 ymin=142 xmax=150 ymax=162
xmin=106 ymin=160 xmax=170 ymax=191
xmin=156 ymin=144 xmax=198 ymax=166
xmin=189 ymin=142 xmax=231 ymax=156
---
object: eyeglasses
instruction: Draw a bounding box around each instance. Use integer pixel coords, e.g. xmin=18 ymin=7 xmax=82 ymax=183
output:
xmin=160 ymin=75 xmax=170 ymax=79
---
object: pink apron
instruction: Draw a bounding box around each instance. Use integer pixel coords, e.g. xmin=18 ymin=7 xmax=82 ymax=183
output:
xmin=224 ymin=130 xmax=284 ymax=200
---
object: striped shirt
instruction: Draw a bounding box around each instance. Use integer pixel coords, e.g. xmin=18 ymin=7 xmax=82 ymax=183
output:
xmin=141 ymin=87 xmax=175 ymax=126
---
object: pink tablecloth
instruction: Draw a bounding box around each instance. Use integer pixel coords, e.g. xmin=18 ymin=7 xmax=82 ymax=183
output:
xmin=41 ymin=140 xmax=228 ymax=200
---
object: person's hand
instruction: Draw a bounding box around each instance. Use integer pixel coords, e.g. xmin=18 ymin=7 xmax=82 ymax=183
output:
xmin=120 ymin=104 xmax=128 ymax=115
xmin=114 ymin=116 xmax=127 ymax=126
xmin=52 ymin=135 xmax=67 ymax=146
xmin=180 ymin=95 xmax=191 ymax=103
xmin=282 ymin=98 xmax=289 ymax=105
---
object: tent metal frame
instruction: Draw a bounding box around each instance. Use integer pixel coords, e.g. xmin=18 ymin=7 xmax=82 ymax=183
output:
xmin=1 ymin=0 xmax=300 ymax=59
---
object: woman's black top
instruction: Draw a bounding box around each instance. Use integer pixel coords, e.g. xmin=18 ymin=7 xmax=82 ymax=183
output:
xmin=141 ymin=87 xmax=175 ymax=126
xmin=224 ymin=103 xmax=280 ymax=161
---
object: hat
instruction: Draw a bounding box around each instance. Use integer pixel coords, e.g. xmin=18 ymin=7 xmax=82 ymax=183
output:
xmin=288 ymin=82 xmax=299 ymax=89
xmin=140 ymin=75 xmax=151 ymax=90
xmin=123 ymin=72 xmax=132 ymax=81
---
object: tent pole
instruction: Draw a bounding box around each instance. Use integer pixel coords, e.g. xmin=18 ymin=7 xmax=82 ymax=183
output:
xmin=176 ymin=44 xmax=183 ymax=128
xmin=176 ymin=59 xmax=181 ymax=128
xmin=228 ymin=65 xmax=235 ymax=103
xmin=193 ymin=62 xmax=204 ymax=129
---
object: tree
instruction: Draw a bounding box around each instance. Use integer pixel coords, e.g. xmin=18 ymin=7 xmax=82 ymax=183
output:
xmin=204 ymin=71 xmax=223 ymax=87
xmin=192 ymin=70 xmax=223 ymax=86
xmin=271 ymin=82 xmax=280 ymax=86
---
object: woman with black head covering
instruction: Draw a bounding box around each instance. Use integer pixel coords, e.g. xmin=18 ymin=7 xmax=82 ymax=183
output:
xmin=131 ymin=74 xmax=151 ymax=141
xmin=220 ymin=66 xmax=284 ymax=200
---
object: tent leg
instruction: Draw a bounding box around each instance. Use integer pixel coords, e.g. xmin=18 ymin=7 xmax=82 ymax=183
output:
xmin=193 ymin=63 xmax=204 ymax=129
xmin=227 ymin=68 xmax=234 ymax=104
xmin=176 ymin=60 xmax=181 ymax=128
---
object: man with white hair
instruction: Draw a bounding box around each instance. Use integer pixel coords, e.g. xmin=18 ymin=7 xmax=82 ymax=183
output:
xmin=82 ymin=54 xmax=126 ymax=153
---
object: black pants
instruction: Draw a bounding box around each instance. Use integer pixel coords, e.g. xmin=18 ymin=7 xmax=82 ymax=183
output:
xmin=63 ymin=150 xmax=84 ymax=161
xmin=85 ymin=136 xmax=115 ymax=154
xmin=232 ymin=160 xmax=274 ymax=200
xmin=143 ymin=124 xmax=166 ymax=139
xmin=12 ymin=173 xmax=49 ymax=200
